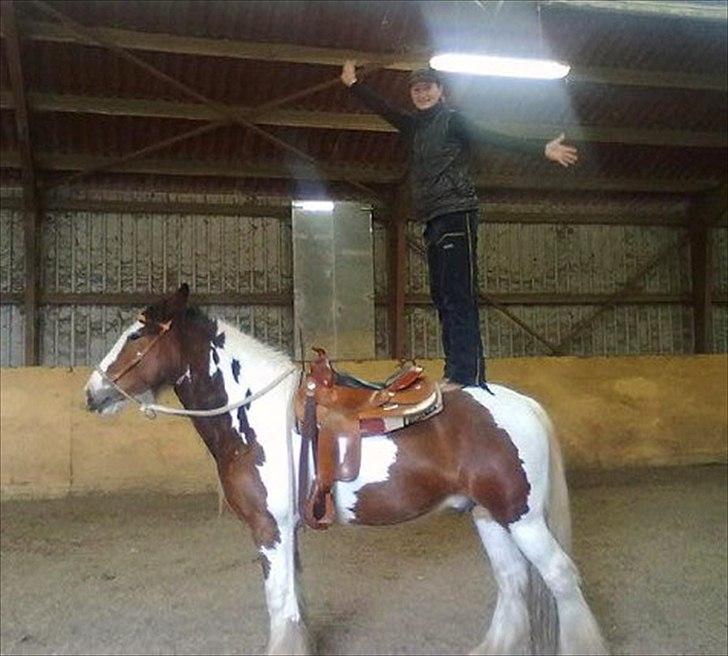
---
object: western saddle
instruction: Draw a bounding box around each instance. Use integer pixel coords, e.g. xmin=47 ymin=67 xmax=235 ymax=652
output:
xmin=294 ymin=348 xmax=443 ymax=529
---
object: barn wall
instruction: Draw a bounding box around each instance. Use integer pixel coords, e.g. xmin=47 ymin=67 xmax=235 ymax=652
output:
xmin=2 ymin=189 xmax=726 ymax=365
xmin=1 ymin=355 xmax=726 ymax=499
xmin=397 ymin=198 xmax=702 ymax=359
xmin=1 ymin=187 xmax=293 ymax=366
xmin=0 ymin=202 xmax=25 ymax=367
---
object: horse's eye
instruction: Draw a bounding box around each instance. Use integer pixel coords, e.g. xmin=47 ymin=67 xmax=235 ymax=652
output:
xmin=128 ymin=331 xmax=143 ymax=342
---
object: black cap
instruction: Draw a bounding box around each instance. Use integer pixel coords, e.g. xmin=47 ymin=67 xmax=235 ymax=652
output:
xmin=409 ymin=67 xmax=442 ymax=86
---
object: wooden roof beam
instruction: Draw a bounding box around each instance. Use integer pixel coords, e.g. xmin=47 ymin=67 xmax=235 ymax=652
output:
xmin=3 ymin=91 xmax=726 ymax=149
xmin=0 ymin=195 xmax=690 ymax=226
xmin=8 ymin=18 xmax=726 ymax=92
xmin=28 ymin=0 xmax=377 ymax=198
xmin=541 ymin=1 xmax=728 ymax=22
xmin=1 ymin=150 xmax=722 ymax=194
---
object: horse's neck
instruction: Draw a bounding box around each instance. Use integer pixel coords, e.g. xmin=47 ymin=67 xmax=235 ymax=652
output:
xmin=175 ymin=324 xmax=290 ymax=461
xmin=209 ymin=321 xmax=291 ymax=394
xmin=174 ymin=321 xmax=292 ymax=456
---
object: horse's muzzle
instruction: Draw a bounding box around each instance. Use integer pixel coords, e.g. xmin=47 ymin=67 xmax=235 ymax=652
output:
xmin=86 ymin=388 xmax=120 ymax=413
xmin=85 ymin=388 xmax=101 ymax=412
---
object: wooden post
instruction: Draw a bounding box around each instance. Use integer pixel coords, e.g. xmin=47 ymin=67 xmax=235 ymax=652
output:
xmin=388 ymin=185 xmax=409 ymax=359
xmin=2 ymin=1 xmax=42 ymax=365
xmin=690 ymin=188 xmax=725 ymax=353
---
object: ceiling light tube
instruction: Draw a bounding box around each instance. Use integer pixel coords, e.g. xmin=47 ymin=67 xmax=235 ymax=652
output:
xmin=294 ymin=200 xmax=335 ymax=212
xmin=430 ymin=53 xmax=570 ymax=79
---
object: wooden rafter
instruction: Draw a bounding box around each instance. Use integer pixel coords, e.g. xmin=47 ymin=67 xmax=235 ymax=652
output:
xmin=2 ymin=150 xmax=721 ymax=195
xmin=541 ymin=0 xmax=728 ymax=22
xmin=2 ymin=90 xmax=726 ymax=149
xmin=39 ymin=62 xmax=390 ymax=192
xmin=28 ymin=0 xmax=377 ymax=198
xmin=10 ymin=18 xmax=727 ymax=91
xmin=39 ymin=59 xmax=392 ymax=193
xmin=1 ymin=1 xmax=41 ymax=365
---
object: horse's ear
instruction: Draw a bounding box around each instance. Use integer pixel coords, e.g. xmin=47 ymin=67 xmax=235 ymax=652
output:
xmin=167 ymin=283 xmax=190 ymax=316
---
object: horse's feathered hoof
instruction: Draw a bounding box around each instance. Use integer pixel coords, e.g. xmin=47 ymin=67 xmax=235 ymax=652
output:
xmin=266 ymin=619 xmax=312 ymax=655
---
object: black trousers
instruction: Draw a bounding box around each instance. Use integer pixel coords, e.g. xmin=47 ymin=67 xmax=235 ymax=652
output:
xmin=423 ymin=210 xmax=486 ymax=387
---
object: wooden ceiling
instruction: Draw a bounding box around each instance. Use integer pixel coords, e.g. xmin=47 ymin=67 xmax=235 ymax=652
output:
xmin=1 ymin=0 xmax=727 ymax=200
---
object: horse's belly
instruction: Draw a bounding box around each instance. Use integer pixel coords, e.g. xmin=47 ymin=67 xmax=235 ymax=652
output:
xmin=333 ymin=433 xmax=397 ymax=524
xmin=333 ymin=434 xmax=452 ymax=525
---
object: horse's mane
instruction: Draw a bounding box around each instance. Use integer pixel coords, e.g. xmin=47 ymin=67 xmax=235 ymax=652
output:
xmin=185 ymin=305 xmax=292 ymax=370
xmin=183 ymin=305 xmax=215 ymax=329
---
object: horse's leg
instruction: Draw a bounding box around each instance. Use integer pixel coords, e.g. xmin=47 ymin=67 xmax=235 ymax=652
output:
xmin=258 ymin=511 xmax=310 ymax=656
xmin=220 ymin=458 xmax=310 ymax=656
xmin=509 ymin=515 xmax=607 ymax=655
xmin=470 ymin=507 xmax=531 ymax=656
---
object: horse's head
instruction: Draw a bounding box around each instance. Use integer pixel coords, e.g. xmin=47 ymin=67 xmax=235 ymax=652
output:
xmin=85 ymin=284 xmax=191 ymax=414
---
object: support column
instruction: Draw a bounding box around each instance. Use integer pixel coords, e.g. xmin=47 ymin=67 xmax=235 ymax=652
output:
xmin=387 ymin=185 xmax=409 ymax=359
xmin=690 ymin=188 xmax=725 ymax=353
xmin=2 ymin=1 xmax=42 ymax=365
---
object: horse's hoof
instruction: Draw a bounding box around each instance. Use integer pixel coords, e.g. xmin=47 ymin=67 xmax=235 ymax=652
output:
xmin=266 ymin=619 xmax=311 ymax=655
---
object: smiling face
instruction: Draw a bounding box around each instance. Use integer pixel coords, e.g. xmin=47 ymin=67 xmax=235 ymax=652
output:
xmin=410 ymin=81 xmax=443 ymax=111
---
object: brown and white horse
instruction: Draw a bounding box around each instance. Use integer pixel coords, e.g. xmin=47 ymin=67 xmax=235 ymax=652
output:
xmin=85 ymin=285 xmax=607 ymax=655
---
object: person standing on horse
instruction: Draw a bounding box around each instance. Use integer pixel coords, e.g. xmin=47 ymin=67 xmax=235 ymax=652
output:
xmin=340 ymin=61 xmax=578 ymax=388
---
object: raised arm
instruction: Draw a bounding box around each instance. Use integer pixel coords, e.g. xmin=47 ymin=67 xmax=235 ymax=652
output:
xmin=341 ymin=60 xmax=414 ymax=135
xmin=450 ymin=113 xmax=578 ymax=166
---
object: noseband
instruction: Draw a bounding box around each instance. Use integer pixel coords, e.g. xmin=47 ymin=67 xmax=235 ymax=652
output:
xmin=107 ymin=315 xmax=172 ymax=384
xmin=94 ymin=315 xmax=171 ymax=413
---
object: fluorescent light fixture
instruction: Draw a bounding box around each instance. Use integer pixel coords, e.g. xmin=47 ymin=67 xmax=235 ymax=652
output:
xmin=294 ymin=200 xmax=334 ymax=212
xmin=430 ymin=53 xmax=570 ymax=80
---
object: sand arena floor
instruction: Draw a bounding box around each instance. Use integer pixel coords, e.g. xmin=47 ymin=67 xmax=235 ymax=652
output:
xmin=1 ymin=464 xmax=726 ymax=655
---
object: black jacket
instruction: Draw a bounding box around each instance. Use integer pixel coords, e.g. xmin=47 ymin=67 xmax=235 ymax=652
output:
xmin=350 ymin=81 xmax=543 ymax=222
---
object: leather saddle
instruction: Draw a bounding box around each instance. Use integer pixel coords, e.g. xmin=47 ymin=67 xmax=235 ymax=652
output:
xmin=294 ymin=348 xmax=443 ymax=530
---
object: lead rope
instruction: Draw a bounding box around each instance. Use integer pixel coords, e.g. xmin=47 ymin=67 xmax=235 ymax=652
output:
xmin=96 ymin=365 xmax=299 ymax=419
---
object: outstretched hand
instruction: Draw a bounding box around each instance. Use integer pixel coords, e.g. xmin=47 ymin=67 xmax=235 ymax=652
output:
xmin=545 ymin=133 xmax=578 ymax=167
xmin=341 ymin=60 xmax=357 ymax=87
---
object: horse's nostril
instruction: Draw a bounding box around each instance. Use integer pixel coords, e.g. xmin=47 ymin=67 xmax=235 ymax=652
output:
xmin=85 ymin=389 xmax=96 ymax=411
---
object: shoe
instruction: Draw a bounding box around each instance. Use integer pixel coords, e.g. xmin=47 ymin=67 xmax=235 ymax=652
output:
xmin=438 ymin=378 xmax=465 ymax=392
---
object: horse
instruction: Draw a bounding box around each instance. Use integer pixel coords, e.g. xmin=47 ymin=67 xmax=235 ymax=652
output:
xmin=84 ymin=284 xmax=607 ymax=656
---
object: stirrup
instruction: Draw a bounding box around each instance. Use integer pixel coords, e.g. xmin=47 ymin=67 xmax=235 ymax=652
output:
xmin=303 ymin=484 xmax=335 ymax=530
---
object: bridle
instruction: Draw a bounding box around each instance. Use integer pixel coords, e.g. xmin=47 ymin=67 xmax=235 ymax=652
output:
xmin=96 ymin=314 xmax=297 ymax=419
xmin=105 ymin=315 xmax=172 ymax=384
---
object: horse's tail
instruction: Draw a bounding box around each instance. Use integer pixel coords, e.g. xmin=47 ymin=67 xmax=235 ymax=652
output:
xmin=526 ymin=401 xmax=571 ymax=655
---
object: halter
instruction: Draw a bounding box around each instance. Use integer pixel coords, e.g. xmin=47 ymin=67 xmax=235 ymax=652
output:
xmin=106 ymin=314 xmax=172 ymax=384
xmin=96 ymin=314 xmax=298 ymax=419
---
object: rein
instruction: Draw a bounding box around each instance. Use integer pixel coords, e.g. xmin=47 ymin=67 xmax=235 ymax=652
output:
xmin=96 ymin=364 xmax=298 ymax=420
xmin=146 ymin=366 xmax=298 ymax=418
xmin=97 ymin=314 xmax=299 ymax=419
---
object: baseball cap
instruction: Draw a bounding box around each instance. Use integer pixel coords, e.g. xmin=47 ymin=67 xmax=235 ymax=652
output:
xmin=409 ymin=67 xmax=442 ymax=86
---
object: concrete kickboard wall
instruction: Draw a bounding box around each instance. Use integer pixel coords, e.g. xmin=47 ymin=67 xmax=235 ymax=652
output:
xmin=1 ymin=355 xmax=726 ymax=499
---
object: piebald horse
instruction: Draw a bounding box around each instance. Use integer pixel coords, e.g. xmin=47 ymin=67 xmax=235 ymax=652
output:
xmin=85 ymin=285 xmax=607 ymax=655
